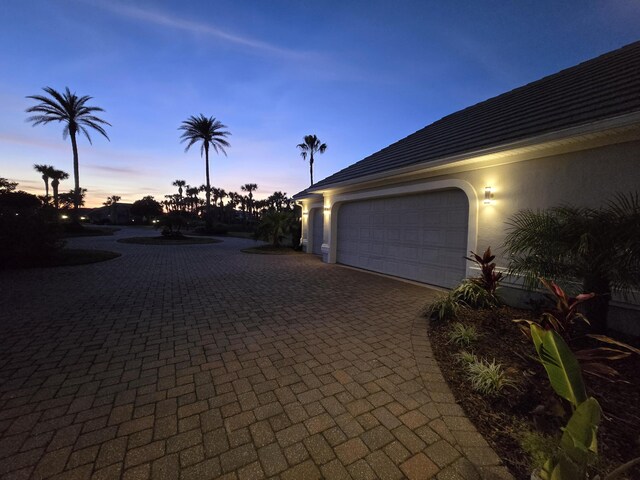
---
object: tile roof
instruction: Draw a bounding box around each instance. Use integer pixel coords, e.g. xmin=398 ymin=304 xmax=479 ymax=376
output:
xmin=297 ymin=41 xmax=640 ymax=196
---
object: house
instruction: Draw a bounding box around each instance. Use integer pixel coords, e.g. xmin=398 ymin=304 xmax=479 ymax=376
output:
xmin=294 ymin=42 xmax=640 ymax=330
xmin=88 ymin=203 xmax=133 ymax=224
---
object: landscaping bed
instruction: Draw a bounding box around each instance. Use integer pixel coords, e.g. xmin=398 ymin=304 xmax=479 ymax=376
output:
xmin=5 ymin=249 xmax=121 ymax=268
xmin=428 ymin=306 xmax=640 ymax=479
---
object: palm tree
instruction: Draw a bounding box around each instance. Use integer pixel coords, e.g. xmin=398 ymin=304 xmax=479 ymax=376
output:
xmin=103 ymin=195 xmax=121 ymax=224
xmin=179 ymin=115 xmax=230 ymax=228
xmin=50 ymin=168 xmax=69 ymax=211
xmin=241 ymin=183 xmax=258 ymax=221
xmin=297 ymin=134 xmax=327 ymax=186
xmin=255 ymin=210 xmax=295 ymax=247
xmin=503 ymin=192 xmax=640 ymax=333
xmin=33 ymin=164 xmax=56 ymax=202
xmin=173 ymin=179 xmax=186 ymax=199
xmin=26 ymin=87 xmax=110 ymax=220
xmin=186 ymin=186 xmax=200 ymax=213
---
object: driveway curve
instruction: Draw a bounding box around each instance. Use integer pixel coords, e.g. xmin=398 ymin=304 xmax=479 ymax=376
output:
xmin=0 ymin=227 xmax=511 ymax=479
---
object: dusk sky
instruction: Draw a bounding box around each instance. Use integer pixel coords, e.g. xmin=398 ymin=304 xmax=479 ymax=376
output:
xmin=1 ymin=1 xmax=639 ymax=207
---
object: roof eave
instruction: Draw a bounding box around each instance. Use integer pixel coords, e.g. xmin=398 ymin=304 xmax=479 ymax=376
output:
xmin=305 ymin=111 xmax=640 ymax=195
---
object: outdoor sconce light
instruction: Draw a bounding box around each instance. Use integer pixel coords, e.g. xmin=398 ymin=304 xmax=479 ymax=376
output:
xmin=484 ymin=186 xmax=493 ymax=205
xmin=324 ymin=207 xmax=330 ymax=212
xmin=302 ymin=211 xmax=308 ymax=216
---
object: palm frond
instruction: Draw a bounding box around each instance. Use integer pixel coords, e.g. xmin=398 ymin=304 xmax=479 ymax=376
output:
xmin=26 ymin=86 xmax=110 ymax=142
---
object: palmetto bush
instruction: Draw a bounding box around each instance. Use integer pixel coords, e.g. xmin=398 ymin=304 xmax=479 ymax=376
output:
xmin=504 ymin=192 xmax=640 ymax=332
xmin=254 ymin=210 xmax=295 ymax=247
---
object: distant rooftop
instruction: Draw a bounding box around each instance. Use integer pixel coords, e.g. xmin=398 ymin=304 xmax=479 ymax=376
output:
xmin=297 ymin=41 xmax=640 ymax=197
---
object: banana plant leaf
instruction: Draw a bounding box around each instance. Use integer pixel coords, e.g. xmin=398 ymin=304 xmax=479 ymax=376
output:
xmin=531 ymin=324 xmax=587 ymax=408
xmin=560 ymin=397 xmax=601 ymax=465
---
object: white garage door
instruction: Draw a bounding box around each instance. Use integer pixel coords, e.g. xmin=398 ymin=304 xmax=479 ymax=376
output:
xmin=311 ymin=209 xmax=324 ymax=255
xmin=336 ymin=189 xmax=468 ymax=288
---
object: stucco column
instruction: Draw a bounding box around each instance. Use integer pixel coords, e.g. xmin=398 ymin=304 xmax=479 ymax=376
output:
xmin=321 ymin=198 xmax=336 ymax=263
xmin=299 ymin=202 xmax=309 ymax=251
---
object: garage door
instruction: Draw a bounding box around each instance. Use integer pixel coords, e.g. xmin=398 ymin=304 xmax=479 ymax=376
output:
xmin=311 ymin=209 xmax=324 ymax=255
xmin=336 ymin=189 xmax=468 ymax=288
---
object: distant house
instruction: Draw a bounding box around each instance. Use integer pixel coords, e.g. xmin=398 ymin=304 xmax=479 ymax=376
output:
xmin=294 ymin=42 xmax=640 ymax=331
xmin=88 ymin=203 xmax=133 ymax=225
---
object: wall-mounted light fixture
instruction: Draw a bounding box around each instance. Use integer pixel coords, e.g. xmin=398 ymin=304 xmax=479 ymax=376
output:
xmin=323 ymin=207 xmax=330 ymax=212
xmin=302 ymin=211 xmax=308 ymax=216
xmin=484 ymin=186 xmax=494 ymax=205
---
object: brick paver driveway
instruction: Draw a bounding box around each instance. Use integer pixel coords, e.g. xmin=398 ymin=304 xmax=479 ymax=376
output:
xmin=0 ymin=227 xmax=511 ymax=480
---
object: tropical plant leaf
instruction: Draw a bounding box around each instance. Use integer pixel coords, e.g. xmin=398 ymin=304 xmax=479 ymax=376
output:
xmin=531 ymin=325 xmax=587 ymax=408
xmin=559 ymin=397 xmax=601 ymax=464
xmin=575 ymin=347 xmax=631 ymax=362
xmin=580 ymin=362 xmax=624 ymax=382
xmin=586 ymin=334 xmax=640 ymax=355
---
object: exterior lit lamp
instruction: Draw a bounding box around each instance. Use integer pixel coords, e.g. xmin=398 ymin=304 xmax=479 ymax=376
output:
xmin=484 ymin=187 xmax=493 ymax=205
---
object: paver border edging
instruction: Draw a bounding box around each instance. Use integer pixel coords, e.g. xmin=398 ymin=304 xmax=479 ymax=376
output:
xmin=410 ymin=314 xmax=515 ymax=480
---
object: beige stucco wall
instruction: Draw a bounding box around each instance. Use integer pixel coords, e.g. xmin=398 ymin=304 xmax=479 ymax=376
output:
xmin=297 ymin=134 xmax=640 ymax=333
xmin=301 ymin=138 xmax=639 ymax=265
xmin=446 ymin=139 xmax=640 ymax=265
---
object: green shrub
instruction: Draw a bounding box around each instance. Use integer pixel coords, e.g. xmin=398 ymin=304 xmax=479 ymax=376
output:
xmin=447 ymin=322 xmax=480 ymax=347
xmin=0 ymin=211 xmax=63 ymax=268
xmin=465 ymin=358 xmax=515 ymax=395
xmin=254 ymin=210 xmax=295 ymax=247
xmin=454 ymin=350 xmax=478 ymax=366
xmin=425 ymin=293 xmax=462 ymax=321
xmin=450 ymin=280 xmax=500 ymax=309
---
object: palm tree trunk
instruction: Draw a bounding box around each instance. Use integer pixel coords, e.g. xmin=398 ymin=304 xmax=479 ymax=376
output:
xmin=52 ymin=180 xmax=59 ymax=212
xmin=310 ymin=154 xmax=314 ymax=186
xmin=43 ymin=175 xmax=50 ymax=202
xmin=70 ymin=130 xmax=80 ymax=222
xmin=204 ymin=143 xmax=212 ymax=229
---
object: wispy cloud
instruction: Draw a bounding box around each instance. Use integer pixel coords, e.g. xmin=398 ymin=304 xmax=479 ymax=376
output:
xmin=94 ymin=1 xmax=307 ymax=60
xmin=84 ymin=164 xmax=141 ymax=175
xmin=0 ymin=132 xmax=68 ymax=151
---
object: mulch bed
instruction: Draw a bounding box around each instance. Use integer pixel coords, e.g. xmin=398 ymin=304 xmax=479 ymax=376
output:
xmin=428 ymin=306 xmax=640 ymax=479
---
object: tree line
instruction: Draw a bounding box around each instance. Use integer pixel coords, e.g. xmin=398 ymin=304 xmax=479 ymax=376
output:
xmin=20 ymin=86 xmax=328 ymax=232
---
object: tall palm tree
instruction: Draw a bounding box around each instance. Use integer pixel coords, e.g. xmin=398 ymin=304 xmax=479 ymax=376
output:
xmin=26 ymin=87 xmax=110 ymax=220
xmin=173 ymin=179 xmax=186 ymax=199
xmin=241 ymin=183 xmax=258 ymax=221
xmin=50 ymin=168 xmax=69 ymax=211
xmin=179 ymin=115 xmax=230 ymax=227
xmin=33 ymin=164 xmax=56 ymax=202
xmin=297 ymin=134 xmax=327 ymax=186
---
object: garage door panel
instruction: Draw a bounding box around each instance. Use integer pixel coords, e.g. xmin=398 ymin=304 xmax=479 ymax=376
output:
xmin=337 ymin=189 xmax=468 ymax=288
xmin=311 ymin=209 xmax=323 ymax=255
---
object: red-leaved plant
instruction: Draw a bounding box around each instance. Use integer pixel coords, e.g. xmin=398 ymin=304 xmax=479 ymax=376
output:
xmin=515 ymin=279 xmax=640 ymax=380
xmin=464 ymin=247 xmax=503 ymax=295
